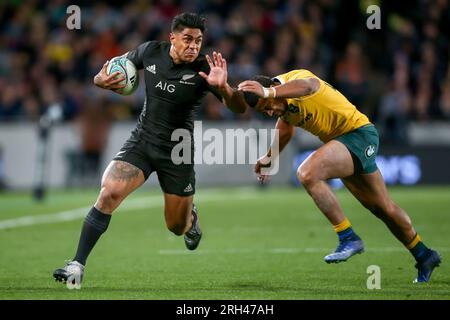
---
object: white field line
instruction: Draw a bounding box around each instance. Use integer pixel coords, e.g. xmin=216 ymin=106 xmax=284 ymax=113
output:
xmin=0 ymin=191 xmax=256 ymax=230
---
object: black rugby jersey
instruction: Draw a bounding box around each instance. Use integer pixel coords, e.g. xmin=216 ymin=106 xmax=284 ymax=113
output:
xmin=126 ymin=41 xmax=222 ymax=149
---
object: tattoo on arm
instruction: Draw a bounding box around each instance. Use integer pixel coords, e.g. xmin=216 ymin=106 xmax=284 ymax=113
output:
xmin=109 ymin=161 xmax=141 ymax=181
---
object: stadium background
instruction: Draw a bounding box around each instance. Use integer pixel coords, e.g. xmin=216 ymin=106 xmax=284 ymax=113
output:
xmin=0 ymin=0 xmax=449 ymax=300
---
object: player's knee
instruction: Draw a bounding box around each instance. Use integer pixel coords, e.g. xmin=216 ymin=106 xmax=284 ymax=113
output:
xmin=96 ymin=186 xmax=124 ymax=212
xmin=296 ymin=167 xmax=317 ymax=187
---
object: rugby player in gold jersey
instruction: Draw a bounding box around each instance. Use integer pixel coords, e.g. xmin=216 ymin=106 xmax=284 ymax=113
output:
xmin=239 ymin=69 xmax=441 ymax=283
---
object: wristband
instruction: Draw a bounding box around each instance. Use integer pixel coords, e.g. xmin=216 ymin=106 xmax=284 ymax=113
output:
xmin=262 ymin=87 xmax=276 ymax=98
xmin=259 ymin=154 xmax=272 ymax=167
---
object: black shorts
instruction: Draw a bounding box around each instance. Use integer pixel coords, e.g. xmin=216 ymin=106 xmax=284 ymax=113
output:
xmin=113 ymin=135 xmax=195 ymax=196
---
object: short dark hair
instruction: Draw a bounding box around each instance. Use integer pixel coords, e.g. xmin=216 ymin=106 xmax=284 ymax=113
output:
xmin=171 ymin=13 xmax=206 ymax=33
xmin=243 ymin=75 xmax=278 ymax=108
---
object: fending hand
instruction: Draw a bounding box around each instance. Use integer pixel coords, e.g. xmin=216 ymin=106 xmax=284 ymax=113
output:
xmin=198 ymin=51 xmax=227 ymax=89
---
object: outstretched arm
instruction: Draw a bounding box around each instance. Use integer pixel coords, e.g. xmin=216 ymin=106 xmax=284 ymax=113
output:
xmin=238 ymin=77 xmax=321 ymax=99
xmin=255 ymin=118 xmax=295 ymax=183
xmin=199 ymin=52 xmax=248 ymax=114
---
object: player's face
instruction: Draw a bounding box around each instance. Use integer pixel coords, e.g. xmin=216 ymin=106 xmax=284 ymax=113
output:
xmin=255 ymin=98 xmax=287 ymax=117
xmin=169 ymin=28 xmax=203 ymax=63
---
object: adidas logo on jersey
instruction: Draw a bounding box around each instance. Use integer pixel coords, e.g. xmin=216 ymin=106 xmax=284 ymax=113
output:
xmin=146 ymin=64 xmax=156 ymax=74
xmin=184 ymin=183 xmax=193 ymax=193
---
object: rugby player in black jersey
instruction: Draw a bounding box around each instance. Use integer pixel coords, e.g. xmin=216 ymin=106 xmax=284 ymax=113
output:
xmin=53 ymin=13 xmax=248 ymax=289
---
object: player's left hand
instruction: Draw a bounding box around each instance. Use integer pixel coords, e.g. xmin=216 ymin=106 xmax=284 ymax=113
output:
xmin=237 ymin=80 xmax=264 ymax=97
xmin=199 ymin=51 xmax=227 ymax=89
xmin=94 ymin=60 xmax=127 ymax=91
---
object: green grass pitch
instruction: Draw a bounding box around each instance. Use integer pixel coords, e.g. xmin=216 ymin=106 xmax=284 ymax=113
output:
xmin=0 ymin=185 xmax=449 ymax=300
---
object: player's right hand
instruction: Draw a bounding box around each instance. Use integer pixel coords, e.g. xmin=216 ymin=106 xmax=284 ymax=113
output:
xmin=254 ymin=156 xmax=271 ymax=184
xmin=93 ymin=60 xmax=127 ymax=91
xmin=238 ymin=80 xmax=264 ymax=97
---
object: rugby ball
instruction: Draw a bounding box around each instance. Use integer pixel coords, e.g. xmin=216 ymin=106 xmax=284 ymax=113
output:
xmin=106 ymin=56 xmax=139 ymax=95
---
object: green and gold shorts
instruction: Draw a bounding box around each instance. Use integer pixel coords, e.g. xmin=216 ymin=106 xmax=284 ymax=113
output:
xmin=334 ymin=124 xmax=379 ymax=174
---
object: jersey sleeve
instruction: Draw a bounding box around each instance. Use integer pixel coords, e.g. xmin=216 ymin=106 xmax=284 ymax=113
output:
xmin=273 ymin=72 xmax=290 ymax=84
xmin=126 ymin=41 xmax=154 ymax=70
xmin=206 ymin=84 xmax=223 ymax=101
xmin=273 ymin=69 xmax=320 ymax=84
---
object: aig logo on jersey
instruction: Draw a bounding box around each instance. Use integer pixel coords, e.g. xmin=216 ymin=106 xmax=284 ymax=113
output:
xmin=156 ymin=81 xmax=175 ymax=93
xmin=365 ymin=145 xmax=376 ymax=158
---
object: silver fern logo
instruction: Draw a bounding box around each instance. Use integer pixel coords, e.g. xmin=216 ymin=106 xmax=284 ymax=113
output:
xmin=182 ymin=74 xmax=195 ymax=81
xmin=180 ymin=74 xmax=196 ymax=85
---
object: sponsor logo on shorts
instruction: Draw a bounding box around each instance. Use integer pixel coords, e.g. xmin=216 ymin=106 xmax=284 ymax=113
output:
xmin=365 ymin=145 xmax=375 ymax=158
xmin=115 ymin=150 xmax=126 ymax=157
xmin=183 ymin=183 xmax=193 ymax=193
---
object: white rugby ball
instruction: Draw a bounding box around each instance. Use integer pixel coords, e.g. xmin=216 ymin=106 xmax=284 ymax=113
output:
xmin=106 ymin=56 xmax=139 ymax=95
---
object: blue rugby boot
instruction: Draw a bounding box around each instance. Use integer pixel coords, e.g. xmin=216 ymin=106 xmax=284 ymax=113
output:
xmin=184 ymin=204 xmax=202 ymax=250
xmin=324 ymin=238 xmax=364 ymax=263
xmin=414 ymin=249 xmax=441 ymax=283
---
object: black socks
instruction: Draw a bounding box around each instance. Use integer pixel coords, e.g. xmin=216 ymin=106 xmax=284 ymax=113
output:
xmin=73 ymin=207 xmax=111 ymax=266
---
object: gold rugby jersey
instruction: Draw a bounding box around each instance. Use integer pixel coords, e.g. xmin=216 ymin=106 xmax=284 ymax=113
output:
xmin=274 ymin=69 xmax=371 ymax=142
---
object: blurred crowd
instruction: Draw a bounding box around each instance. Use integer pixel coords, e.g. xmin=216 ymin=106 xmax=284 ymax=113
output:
xmin=1 ymin=0 xmax=450 ymax=144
